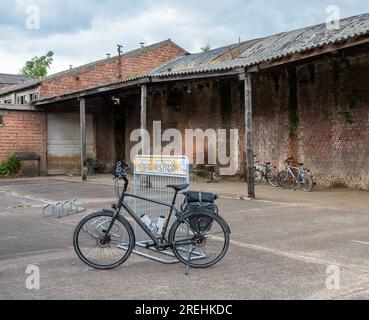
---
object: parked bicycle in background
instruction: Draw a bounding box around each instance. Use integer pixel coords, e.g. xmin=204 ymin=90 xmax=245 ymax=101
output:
xmin=254 ymin=155 xmax=280 ymax=187
xmin=278 ymin=158 xmax=314 ymax=192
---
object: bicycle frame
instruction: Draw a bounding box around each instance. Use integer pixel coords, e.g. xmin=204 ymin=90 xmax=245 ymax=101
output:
xmin=104 ymin=177 xmax=188 ymax=250
xmin=285 ymin=165 xmax=307 ymax=185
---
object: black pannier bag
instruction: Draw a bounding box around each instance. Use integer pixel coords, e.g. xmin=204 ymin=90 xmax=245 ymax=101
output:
xmin=182 ymin=191 xmax=219 ymax=233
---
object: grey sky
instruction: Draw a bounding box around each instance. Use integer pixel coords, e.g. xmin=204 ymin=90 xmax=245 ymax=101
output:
xmin=1 ymin=0 xmax=369 ymax=75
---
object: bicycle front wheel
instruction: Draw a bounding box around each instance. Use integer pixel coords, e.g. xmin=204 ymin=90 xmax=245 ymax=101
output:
xmin=169 ymin=211 xmax=230 ymax=269
xmin=73 ymin=211 xmax=135 ymax=270
xmin=301 ymin=172 xmax=314 ymax=192
xmin=278 ymin=170 xmax=295 ymax=189
xmin=254 ymin=169 xmax=263 ymax=185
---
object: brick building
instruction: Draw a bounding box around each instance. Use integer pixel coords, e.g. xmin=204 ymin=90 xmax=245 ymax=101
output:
xmin=0 ymin=74 xmax=30 ymax=90
xmin=0 ymin=40 xmax=188 ymax=174
xmin=1 ymin=14 xmax=369 ymax=190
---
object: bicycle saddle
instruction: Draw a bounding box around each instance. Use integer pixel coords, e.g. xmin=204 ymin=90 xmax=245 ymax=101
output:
xmin=166 ymin=183 xmax=190 ymax=192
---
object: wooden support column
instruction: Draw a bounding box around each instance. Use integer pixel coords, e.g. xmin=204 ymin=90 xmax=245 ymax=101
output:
xmin=80 ymin=98 xmax=87 ymax=181
xmin=140 ymin=84 xmax=148 ymax=155
xmin=244 ymin=73 xmax=255 ymax=199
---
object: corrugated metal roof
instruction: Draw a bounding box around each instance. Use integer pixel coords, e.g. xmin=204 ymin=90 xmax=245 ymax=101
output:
xmin=0 ymin=78 xmax=41 ymax=95
xmin=36 ymin=12 xmax=369 ymax=104
xmin=151 ymin=12 xmax=369 ymax=77
xmin=0 ymin=73 xmax=31 ymax=84
xmin=150 ymin=43 xmax=241 ymax=74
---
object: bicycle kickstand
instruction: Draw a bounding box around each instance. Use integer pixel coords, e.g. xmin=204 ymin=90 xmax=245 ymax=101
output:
xmin=185 ymin=264 xmax=191 ymax=276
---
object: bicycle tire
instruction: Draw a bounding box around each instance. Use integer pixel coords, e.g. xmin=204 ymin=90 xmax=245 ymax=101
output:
xmin=278 ymin=170 xmax=295 ymax=189
xmin=267 ymin=167 xmax=280 ymax=187
xmin=169 ymin=211 xmax=230 ymax=269
xmin=73 ymin=211 xmax=135 ymax=270
xmin=301 ymin=172 xmax=314 ymax=192
xmin=254 ymin=169 xmax=263 ymax=185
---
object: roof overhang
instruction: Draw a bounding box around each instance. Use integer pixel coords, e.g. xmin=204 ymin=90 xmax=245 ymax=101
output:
xmin=35 ymin=33 xmax=369 ymax=107
xmin=0 ymin=104 xmax=43 ymax=111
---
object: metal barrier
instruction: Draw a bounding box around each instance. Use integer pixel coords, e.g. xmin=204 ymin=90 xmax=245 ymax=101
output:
xmin=132 ymin=155 xmax=190 ymax=264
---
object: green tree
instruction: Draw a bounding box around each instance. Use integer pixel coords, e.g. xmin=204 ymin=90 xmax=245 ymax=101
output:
xmin=20 ymin=51 xmax=54 ymax=77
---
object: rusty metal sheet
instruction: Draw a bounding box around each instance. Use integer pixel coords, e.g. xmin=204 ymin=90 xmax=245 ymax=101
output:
xmin=47 ymin=113 xmax=95 ymax=175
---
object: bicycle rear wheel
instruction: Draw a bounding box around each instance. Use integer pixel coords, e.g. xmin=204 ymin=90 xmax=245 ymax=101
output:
xmin=267 ymin=167 xmax=280 ymax=187
xmin=73 ymin=211 xmax=135 ymax=270
xmin=278 ymin=170 xmax=295 ymax=189
xmin=169 ymin=211 xmax=230 ymax=269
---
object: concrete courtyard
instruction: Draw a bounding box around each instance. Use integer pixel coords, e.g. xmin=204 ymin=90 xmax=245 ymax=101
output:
xmin=1 ymin=176 xmax=369 ymax=300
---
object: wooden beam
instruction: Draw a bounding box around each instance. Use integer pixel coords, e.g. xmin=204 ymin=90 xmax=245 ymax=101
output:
xmin=80 ymin=98 xmax=87 ymax=181
xmin=140 ymin=84 xmax=148 ymax=155
xmin=35 ymin=79 xmax=142 ymax=106
xmin=244 ymin=73 xmax=255 ymax=199
xmin=150 ymin=68 xmax=244 ymax=83
xmin=0 ymin=104 xmax=43 ymax=111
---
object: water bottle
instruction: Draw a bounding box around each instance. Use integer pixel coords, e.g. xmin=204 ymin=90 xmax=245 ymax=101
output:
xmin=140 ymin=214 xmax=157 ymax=233
xmin=156 ymin=216 xmax=166 ymax=235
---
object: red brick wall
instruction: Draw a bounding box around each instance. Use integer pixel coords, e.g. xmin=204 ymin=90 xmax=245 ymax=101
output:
xmin=95 ymin=109 xmax=116 ymax=172
xmin=39 ymin=41 xmax=186 ymax=99
xmin=122 ymin=51 xmax=369 ymax=189
xmin=0 ymin=110 xmax=46 ymax=175
xmin=252 ymin=52 xmax=369 ymax=189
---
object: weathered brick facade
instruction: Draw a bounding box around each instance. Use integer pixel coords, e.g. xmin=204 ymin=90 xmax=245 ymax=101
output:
xmin=252 ymin=51 xmax=369 ymax=189
xmin=1 ymin=40 xmax=368 ymax=189
xmin=39 ymin=40 xmax=187 ymax=99
xmin=0 ymin=110 xmax=47 ymax=174
xmin=0 ymin=40 xmax=186 ymax=175
xmin=121 ymin=51 xmax=369 ymax=189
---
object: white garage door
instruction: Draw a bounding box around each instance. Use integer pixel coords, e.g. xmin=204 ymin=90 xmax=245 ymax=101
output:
xmin=47 ymin=113 xmax=95 ymax=175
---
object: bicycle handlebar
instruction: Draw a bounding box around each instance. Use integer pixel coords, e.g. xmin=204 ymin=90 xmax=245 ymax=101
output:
xmin=112 ymin=161 xmax=130 ymax=180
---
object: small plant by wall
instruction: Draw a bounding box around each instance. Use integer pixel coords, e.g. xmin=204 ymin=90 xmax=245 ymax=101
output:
xmin=0 ymin=155 xmax=21 ymax=177
xmin=288 ymin=69 xmax=299 ymax=139
xmin=339 ymin=111 xmax=354 ymax=124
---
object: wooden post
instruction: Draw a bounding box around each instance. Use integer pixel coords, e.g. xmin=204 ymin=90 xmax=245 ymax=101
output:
xmin=140 ymin=84 xmax=148 ymax=155
xmin=244 ymin=73 xmax=255 ymax=199
xmin=80 ymin=98 xmax=87 ymax=181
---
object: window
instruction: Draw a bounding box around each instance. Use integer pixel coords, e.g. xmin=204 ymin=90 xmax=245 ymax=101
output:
xmin=16 ymin=95 xmax=27 ymax=105
xmin=0 ymin=115 xmax=3 ymax=127
xmin=30 ymin=92 xmax=39 ymax=102
xmin=4 ymin=99 xmax=12 ymax=104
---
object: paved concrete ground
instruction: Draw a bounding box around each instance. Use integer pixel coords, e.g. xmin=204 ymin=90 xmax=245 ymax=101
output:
xmin=0 ymin=176 xmax=369 ymax=300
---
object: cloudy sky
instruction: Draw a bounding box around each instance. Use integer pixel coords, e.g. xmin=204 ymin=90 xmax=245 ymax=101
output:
xmin=1 ymin=0 xmax=369 ymax=75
